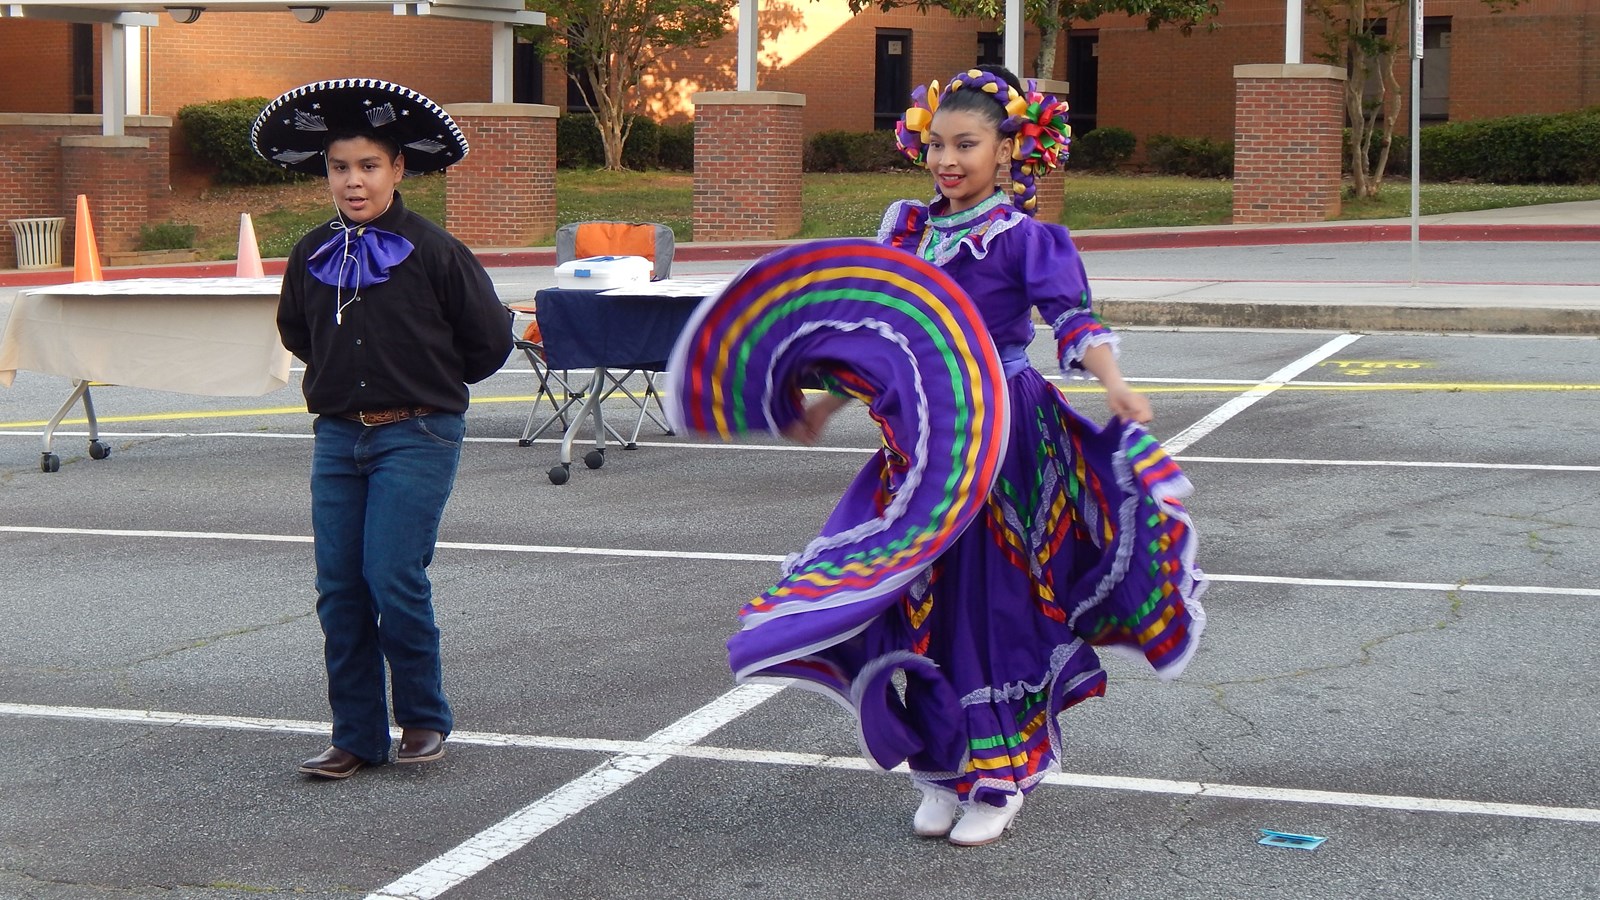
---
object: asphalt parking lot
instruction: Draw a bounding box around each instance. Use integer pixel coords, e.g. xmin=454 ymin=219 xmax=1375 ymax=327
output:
xmin=2 ymin=307 xmax=1597 ymax=898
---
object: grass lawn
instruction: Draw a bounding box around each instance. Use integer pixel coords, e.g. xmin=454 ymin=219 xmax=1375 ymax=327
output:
xmin=178 ymin=169 xmax=1600 ymax=260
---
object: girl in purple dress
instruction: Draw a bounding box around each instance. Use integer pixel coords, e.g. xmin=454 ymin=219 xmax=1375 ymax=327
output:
xmin=777 ymin=66 xmax=1208 ymax=845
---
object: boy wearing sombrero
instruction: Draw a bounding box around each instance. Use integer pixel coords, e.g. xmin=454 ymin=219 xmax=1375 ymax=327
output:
xmin=253 ymin=79 xmax=513 ymax=779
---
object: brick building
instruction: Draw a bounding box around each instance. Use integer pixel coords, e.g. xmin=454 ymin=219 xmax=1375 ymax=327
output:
xmin=2 ymin=0 xmax=1593 ymax=154
xmin=0 ymin=0 xmax=1592 ymax=258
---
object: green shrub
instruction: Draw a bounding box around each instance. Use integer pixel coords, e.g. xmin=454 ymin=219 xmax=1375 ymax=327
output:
xmin=1536 ymin=111 xmax=1600 ymax=183
xmin=1070 ymin=126 xmax=1135 ymax=172
xmin=1341 ymin=127 xmax=1411 ymax=177
xmin=658 ymin=121 xmax=694 ymax=170
xmin=1345 ymin=108 xmax=1600 ymax=184
xmin=1145 ymin=134 xmax=1233 ymax=178
xmin=622 ymin=116 xmax=660 ymax=170
xmin=804 ymin=130 xmax=914 ymax=173
xmin=557 ymin=113 xmax=606 ymax=168
xmin=137 ymin=221 xmax=197 ymax=251
xmin=557 ymin=113 xmax=671 ymax=169
xmin=1417 ymin=109 xmax=1600 ymax=184
xmin=178 ymin=97 xmax=301 ymax=185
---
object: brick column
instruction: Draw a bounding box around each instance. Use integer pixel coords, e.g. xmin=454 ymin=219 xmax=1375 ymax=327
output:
xmin=60 ymin=135 xmax=155 ymax=260
xmin=443 ymin=103 xmax=558 ymax=247
xmin=692 ymin=92 xmax=805 ymax=242
xmin=1031 ymin=78 xmax=1070 ymax=225
xmin=1233 ymin=64 xmax=1347 ymax=224
xmin=0 ymin=114 xmax=169 ymax=269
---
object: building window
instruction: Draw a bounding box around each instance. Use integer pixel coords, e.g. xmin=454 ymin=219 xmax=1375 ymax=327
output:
xmin=977 ymin=32 xmax=1003 ymax=68
xmin=1358 ymin=18 xmax=1450 ymax=123
xmin=71 ymin=24 xmax=94 ymax=114
xmin=514 ymin=37 xmax=544 ymax=105
xmin=874 ymin=30 xmax=912 ymax=131
xmin=1067 ymin=30 xmax=1098 ymax=133
xmin=566 ymin=55 xmax=594 ymax=114
xmin=1420 ymin=18 xmax=1451 ymax=122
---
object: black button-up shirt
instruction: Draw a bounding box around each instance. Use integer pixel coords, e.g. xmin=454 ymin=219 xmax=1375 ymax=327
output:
xmin=277 ymin=193 xmax=513 ymax=416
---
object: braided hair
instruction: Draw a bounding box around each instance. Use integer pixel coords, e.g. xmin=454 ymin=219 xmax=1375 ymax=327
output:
xmin=895 ymin=65 xmax=1072 ymax=217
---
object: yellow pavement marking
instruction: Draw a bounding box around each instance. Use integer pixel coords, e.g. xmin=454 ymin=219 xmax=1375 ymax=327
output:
xmin=2 ymin=382 xmax=1598 ymax=430
xmin=1319 ymin=359 xmax=1436 ymax=370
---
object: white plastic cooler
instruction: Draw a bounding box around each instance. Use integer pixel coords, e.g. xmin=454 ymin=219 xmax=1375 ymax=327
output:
xmin=554 ymin=255 xmax=653 ymax=290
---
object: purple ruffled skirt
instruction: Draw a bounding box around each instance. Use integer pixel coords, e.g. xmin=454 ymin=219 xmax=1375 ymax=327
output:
xmin=740 ymin=367 xmax=1206 ymax=806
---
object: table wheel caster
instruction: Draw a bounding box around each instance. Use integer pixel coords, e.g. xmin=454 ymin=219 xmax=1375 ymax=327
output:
xmin=548 ymin=463 xmax=570 ymax=485
xmin=89 ymin=440 xmax=111 ymax=460
xmin=40 ymin=452 xmax=60 ymax=473
xmin=518 ymin=438 xmax=533 ymax=447
xmin=583 ymin=449 xmax=605 ymax=470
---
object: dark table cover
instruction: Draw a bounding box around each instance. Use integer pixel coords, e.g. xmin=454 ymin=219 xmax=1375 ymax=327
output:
xmin=533 ymin=287 xmax=706 ymax=371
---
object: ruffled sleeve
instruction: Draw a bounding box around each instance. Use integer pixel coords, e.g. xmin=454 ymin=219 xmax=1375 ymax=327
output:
xmin=1025 ymin=222 xmax=1118 ymax=374
xmin=876 ymin=200 xmax=929 ymax=256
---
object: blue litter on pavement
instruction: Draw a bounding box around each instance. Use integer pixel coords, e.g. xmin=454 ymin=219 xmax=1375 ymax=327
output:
xmin=1258 ymin=829 xmax=1328 ymax=850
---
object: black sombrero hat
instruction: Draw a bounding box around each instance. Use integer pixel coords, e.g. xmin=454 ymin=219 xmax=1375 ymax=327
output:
xmin=251 ymin=78 xmax=469 ymax=176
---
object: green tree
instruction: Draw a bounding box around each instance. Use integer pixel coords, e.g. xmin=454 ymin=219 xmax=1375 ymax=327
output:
xmin=523 ymin=0 xmax=736 ymax=170
xmin=1310 ymin=0 xmax=1519 ymax=198
xmin=847 ymin=0 xmax=1219 ymax=80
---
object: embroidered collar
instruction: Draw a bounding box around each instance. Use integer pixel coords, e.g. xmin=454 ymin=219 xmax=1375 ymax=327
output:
xmin=879 ymin=190 xmax=1025 ymax=267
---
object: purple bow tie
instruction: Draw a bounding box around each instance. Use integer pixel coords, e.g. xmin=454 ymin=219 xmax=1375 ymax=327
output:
xmin=307 ymin=222 xmax=415 ymax=290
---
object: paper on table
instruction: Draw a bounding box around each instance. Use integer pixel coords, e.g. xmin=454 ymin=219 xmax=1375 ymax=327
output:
xmin=598 ymin=277 xmax=730 ymax=298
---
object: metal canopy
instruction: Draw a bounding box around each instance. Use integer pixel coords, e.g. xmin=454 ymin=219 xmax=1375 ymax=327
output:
xmin=0 ymin=0 xmax=542 ymax=25
xmin=1 ymin=0 xmax=544 ymax=134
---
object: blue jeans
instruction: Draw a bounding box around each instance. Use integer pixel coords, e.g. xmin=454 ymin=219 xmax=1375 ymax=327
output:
xmin=310 ymin=412 xmax=465 ymax=763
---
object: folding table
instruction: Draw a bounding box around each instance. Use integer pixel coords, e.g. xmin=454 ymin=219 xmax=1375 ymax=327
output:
xmin=0 ymin=277 xmax=291 ymax=472
xmin=529 ymin=278 xmax=725 ymax=484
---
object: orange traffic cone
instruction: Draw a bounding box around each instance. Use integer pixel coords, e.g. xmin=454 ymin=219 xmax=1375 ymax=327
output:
xmin=235 ymin=212 xmax=264 ymax=278
xmin=73 ymin=194 xmax=102 ymax=282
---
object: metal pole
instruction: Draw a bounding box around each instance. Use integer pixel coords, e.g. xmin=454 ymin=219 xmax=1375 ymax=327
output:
xmin=125 ymin=25 xmax=142 ymax=117
xmin=1285 ymin=0 xmax=1302 ymax=64
xmin=491 ymin=23 xmax=514 ymax=103
xmin=100 ymin=23 xmax=127 ymax=136
xmin=1005 ymin=0 xmax=1023 ymax=74
xmin=1409 ymin=0 xmax=1422 ymax=287
xmin=737 ymin=0 xmax=758 ymax=91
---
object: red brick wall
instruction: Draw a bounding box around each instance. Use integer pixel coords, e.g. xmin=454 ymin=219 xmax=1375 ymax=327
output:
xmin=643 ymin=7 xmax=1054 ymax=133
xmin=0 ymin=117 xmax=170 ymax=268
xmin=0 ymin=120 xmax=76 ymax=269
xmin=1451 ymin=9 xmax=1598 ymax=120
xmin=1076 ymin=0 xmax=1597 ymax=150
xmin=1233 ymin=69 xmax=1344 ymax=223
xmin=693 ymin=97 xmax=804 ymax=240
xmin=60 ymin=130 xmax=172 ymax=259
xmin=143 ymin=14 xmax=492 ymax=115
xmin=0 ymin=21 xmax=77 ymax=113
xmin=445 ymin=108 xmax=557 ymax=246
xmin=1091 ymin=0 xmax=1289 ymax=147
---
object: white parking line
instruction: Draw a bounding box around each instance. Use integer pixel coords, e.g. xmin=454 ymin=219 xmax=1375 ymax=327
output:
xmin=1161 ymin=332 xmax=1365 ymax=454
xmin=366 ymin=684 xmax=783 ymax=900
xmin=3 ymin=701 xmax=1596 ymax=827
xmin=3 ymin=430 xmax=1594 ymax=472
xmin=1177 ymin=455 xmax=1600 ymax=473
xmin=5 ymin=525 xmax=1596 ymax=597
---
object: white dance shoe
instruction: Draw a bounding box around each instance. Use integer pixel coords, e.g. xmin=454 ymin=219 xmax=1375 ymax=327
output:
xmin=912 ymin=785 xmax=961 ymax=837
xmin=947 ymin=792 xmax=1024 ymax=846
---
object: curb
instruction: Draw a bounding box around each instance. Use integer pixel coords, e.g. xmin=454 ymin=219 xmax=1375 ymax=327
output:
xmin=1096 ymin=299 xmax=1600 ymax=336
xmin=4 ymin=222 xmax=1597 ymax=289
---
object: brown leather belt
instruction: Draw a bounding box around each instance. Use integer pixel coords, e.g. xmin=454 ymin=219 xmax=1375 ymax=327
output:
xmin=340 ymin=406 xmax=436 ymax=427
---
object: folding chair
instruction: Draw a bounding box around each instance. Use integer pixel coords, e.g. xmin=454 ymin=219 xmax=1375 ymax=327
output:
xmin=553 ymin=221 xmax=677 ymax=445
xmin=508 ymin=306 xmax=582 ymax=446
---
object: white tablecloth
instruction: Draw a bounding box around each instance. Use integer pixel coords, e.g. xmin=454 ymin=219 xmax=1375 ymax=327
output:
xmin=0 ymin=277 xmax=291 ymax=396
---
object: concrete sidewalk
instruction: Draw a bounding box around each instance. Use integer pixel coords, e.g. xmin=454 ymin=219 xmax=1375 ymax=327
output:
xmin=3 ymin=200 xmax=1597 ymax=334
